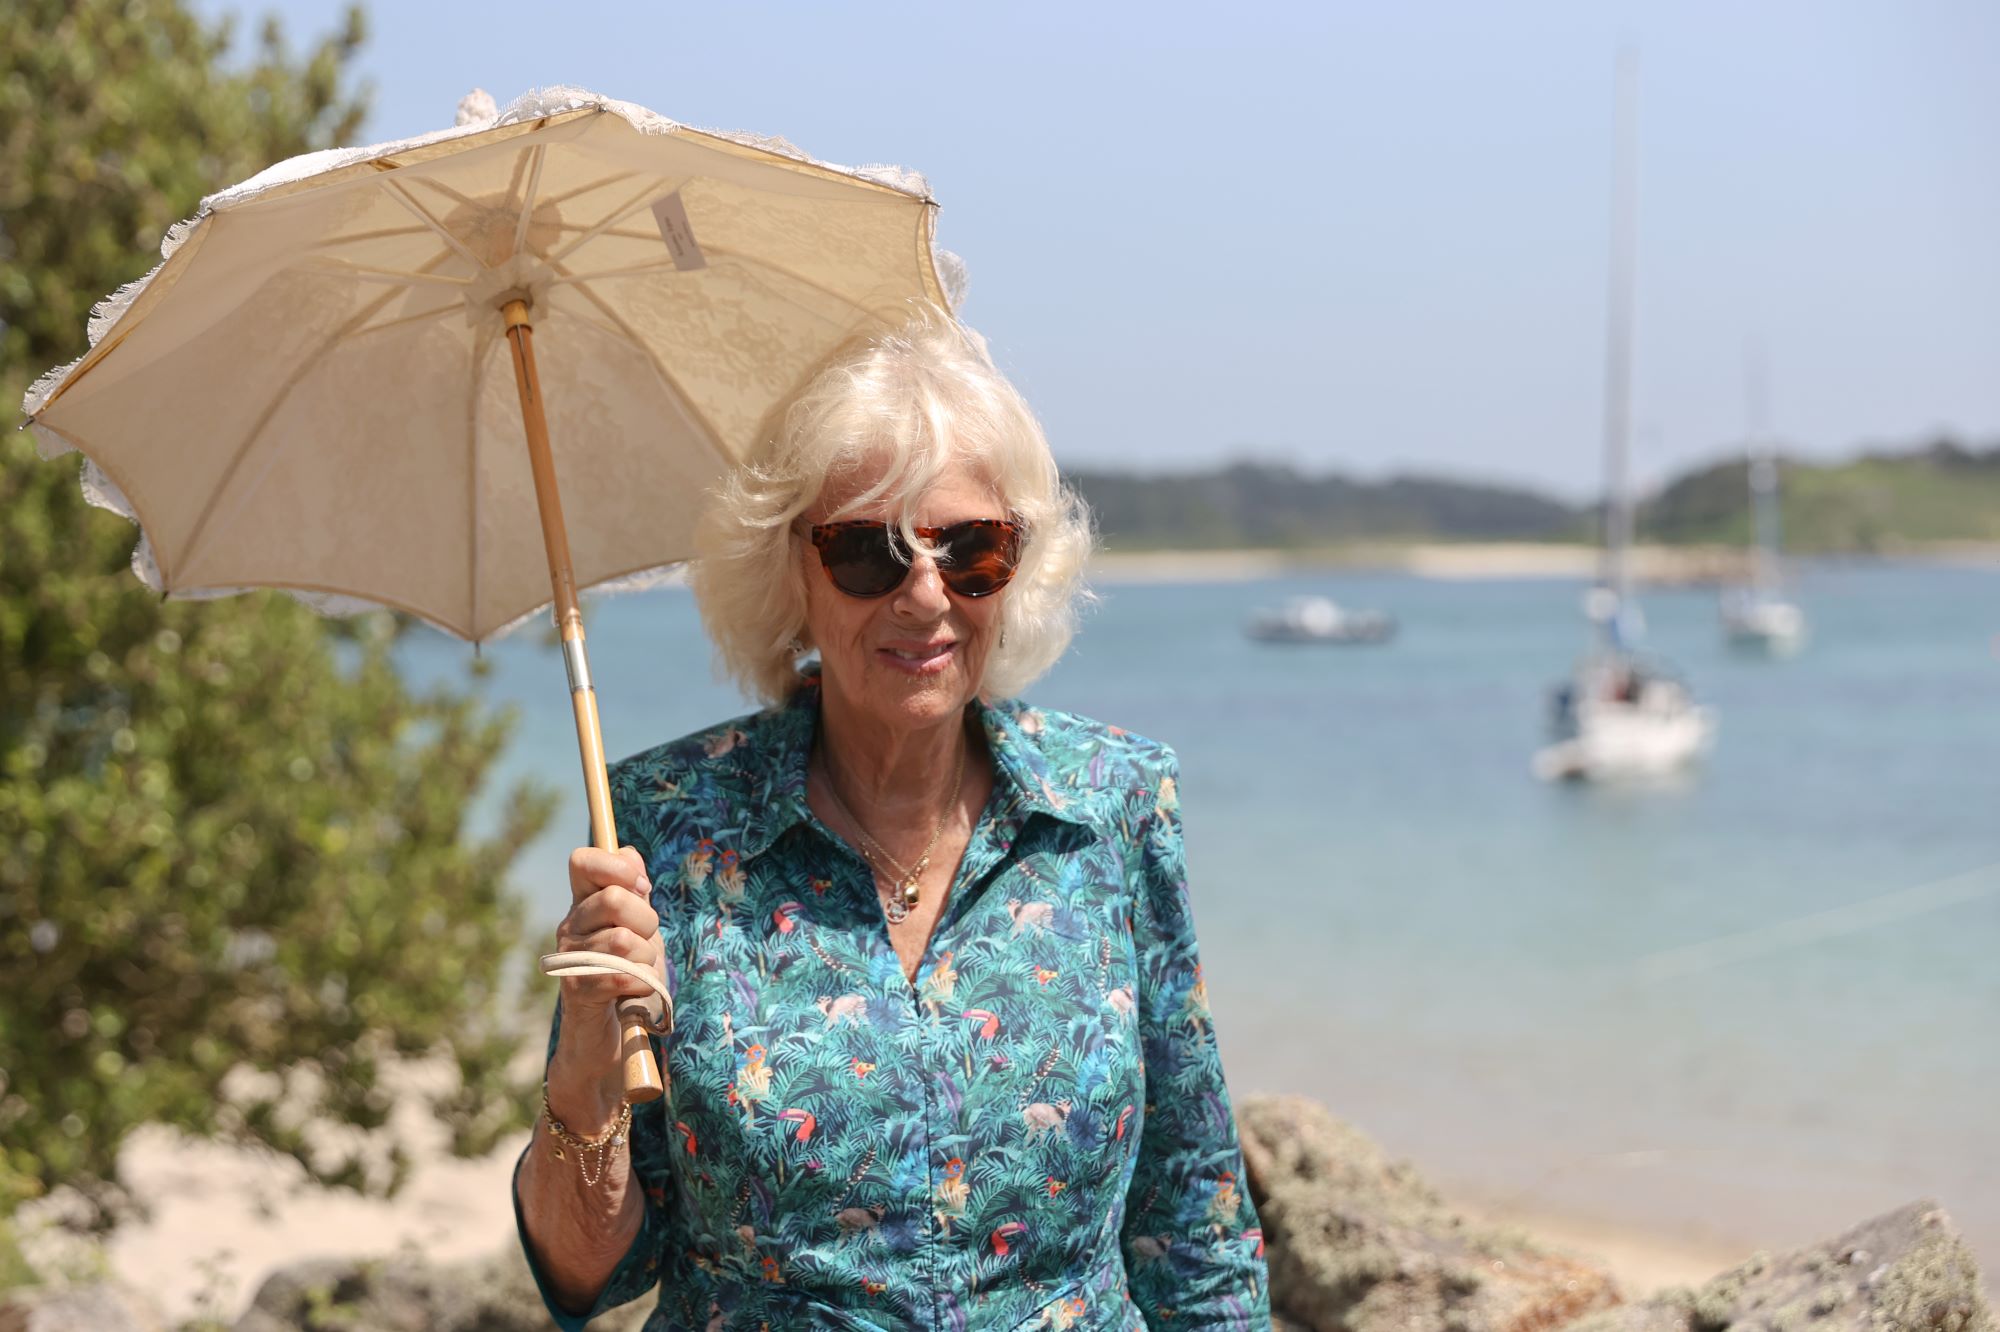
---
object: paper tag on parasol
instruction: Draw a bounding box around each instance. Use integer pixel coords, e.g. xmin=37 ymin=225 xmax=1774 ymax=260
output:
xmin=651 ymin=190 xmax=707 ymax=271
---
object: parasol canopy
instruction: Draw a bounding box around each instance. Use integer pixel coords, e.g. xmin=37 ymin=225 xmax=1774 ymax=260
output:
xmin=25 ymin=85 xmax=960 ymax=641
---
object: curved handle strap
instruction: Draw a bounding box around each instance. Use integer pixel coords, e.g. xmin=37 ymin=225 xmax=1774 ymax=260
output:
xmin=539 ymin=950 xmax=675 ymax=1035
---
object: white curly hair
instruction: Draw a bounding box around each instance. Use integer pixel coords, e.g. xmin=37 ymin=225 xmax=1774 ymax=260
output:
xmin=689 ymin=308 xmax=1094 ymax=706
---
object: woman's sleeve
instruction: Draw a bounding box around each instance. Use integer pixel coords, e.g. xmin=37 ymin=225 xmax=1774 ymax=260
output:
xmin=511 ymin=993 xmax=673 ymax=1332
xmin=1120 ymin=749 xmax=1271 ymax=1328
xmin=513 ymin=796 xmax=674 ymax=1330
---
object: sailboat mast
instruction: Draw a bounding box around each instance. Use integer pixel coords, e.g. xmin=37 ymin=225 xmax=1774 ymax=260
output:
xmin=1745 ymin=338 xmax=1781 ymax=592
xmin=1599 ymin=51 xmax=1639 ymax=633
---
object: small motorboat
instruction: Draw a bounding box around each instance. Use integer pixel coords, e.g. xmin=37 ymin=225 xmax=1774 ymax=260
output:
xmin=1244 ymin=595 xmax=1395 ymax=645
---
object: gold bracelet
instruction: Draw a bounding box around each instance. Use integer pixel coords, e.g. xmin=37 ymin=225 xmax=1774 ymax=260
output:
xmin=541 ymin=1084 xmax=633 ymax=1188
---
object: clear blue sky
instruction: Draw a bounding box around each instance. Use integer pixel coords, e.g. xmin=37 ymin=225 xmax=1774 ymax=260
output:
xmin=199 ymin=0 xmax=1999 ymax=497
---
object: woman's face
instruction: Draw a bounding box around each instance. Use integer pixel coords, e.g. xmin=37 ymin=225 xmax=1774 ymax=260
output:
xmin=799 ymin=455 xmax=1010 ymax=737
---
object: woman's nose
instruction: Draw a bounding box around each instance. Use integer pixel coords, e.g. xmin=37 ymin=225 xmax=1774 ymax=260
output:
xmin=893 ymin=552 xmax=951 ymax=615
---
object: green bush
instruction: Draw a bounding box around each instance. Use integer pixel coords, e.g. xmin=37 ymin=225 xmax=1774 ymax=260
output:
xmin=0 ymin=0 xmax=555 ymax=1227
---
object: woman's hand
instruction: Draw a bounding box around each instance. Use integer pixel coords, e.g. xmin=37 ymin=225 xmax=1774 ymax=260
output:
xmin=519 ymin=844 xmax=656 ymax=1314
xmin=548 ymin=845 xmax=663 ymax=1127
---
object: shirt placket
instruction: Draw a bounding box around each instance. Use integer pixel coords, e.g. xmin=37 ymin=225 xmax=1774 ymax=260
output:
xmin=795 ymin=769 xmax=1036 ymax=1330
xmin=911 ymin=797 xmax=1029 ymax=1330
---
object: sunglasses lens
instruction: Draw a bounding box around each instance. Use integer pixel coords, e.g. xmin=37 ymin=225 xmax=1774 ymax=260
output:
xmin=812 ymin=520 xmax=1022 ymax=598
xmin=939 ymin=521 xmax=1022 ymax=597
xmin=818 ymin=525 xmax=907 ymax=597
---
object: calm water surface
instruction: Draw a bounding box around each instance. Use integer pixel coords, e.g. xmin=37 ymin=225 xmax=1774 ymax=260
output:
xmin=400 ymin=561 xmax=2000 ymax=1259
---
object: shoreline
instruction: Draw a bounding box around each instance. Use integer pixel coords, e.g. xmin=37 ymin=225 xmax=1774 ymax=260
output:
xmin=1086 ymin=541 xmax=2000 ymax=584
xmin=1446 ymin=1187 xmax=1759 ymax=1297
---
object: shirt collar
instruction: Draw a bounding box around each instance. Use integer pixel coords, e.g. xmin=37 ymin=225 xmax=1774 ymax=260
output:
xmin=736 ymin=678 xmax=1088 ymax=865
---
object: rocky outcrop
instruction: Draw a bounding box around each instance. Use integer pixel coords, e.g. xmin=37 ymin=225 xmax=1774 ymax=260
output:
xmin=1564 ymin=1201 xmax=1994 ymax=1332
xmin=0 ymin=1284 xmax=161 ymax=1332
xmin=229 ymin=1246 xmax=649 ymax=1332
xmin=1237 ymin=1093 xmax=1624 ymax=1332
xmin=1236 ymin=1095 xmax=1996 ymax=1332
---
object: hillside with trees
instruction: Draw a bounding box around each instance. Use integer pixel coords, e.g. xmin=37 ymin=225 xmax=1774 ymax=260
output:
xmin=1068 ymin=437 xmax=2000 ymax=554
xmin=1067 ymin=462 xmax=1582 ymax=549
xmin=1637 ymin=439 xmax=2000 ymax=552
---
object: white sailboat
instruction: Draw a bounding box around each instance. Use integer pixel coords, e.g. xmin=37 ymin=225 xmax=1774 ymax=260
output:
xmin=1534 ymin=55 xmax=1716 ymax=783
xmin=1721 ymin=342 xmax=1807 ymax=654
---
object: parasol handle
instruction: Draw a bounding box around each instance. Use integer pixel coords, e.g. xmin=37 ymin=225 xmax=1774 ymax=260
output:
xmin=503 ymin=297 xmax=667 ymax=1106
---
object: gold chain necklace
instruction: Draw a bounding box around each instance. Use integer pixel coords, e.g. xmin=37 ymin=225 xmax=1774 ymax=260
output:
xmin=817 ymin=741 xmax=966 ymax=924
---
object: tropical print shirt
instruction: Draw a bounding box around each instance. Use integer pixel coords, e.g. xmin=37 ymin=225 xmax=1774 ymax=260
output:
xmin=514 ymin=680 xmax=1268 ymax=1331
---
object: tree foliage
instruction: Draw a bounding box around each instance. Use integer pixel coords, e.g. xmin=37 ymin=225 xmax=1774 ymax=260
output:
xmin=1068 ymin=460 xmax=1583 ymax=550
xmin=1068 ymin=441 xmax=2000 ymax=554
xmin=1639 ymin=437 xmax=2000 ymax=552
xmin=0 ymin=0 xmax=555 ymax=1225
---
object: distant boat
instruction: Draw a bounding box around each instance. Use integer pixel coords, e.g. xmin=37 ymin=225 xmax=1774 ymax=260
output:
xmin=1535 ymin=595 xmax=1716 ymax=782
xmin=1720 ymin=342 xmax=1806 ymax=655
xmin=1245 ymin=595 xmax=1395 ymax=645
xmin=1721 ymin=582 xmax=1805 ymax=654
xmin=1534 ymin=55 xmax=1715 ymax=783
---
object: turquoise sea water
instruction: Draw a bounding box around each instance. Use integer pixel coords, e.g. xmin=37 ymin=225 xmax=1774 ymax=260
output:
xmin=399 ymin=560 xmax=2000 ymax=1261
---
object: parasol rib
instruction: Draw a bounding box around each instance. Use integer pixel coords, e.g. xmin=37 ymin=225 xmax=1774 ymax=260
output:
xmin=176 ymin=251 xmax=456 ymax=585
xmin=308 ymin=226 xmax=435 ymax=250
xmin=544 ymin=303 xmax=651 ymax=350
xmin=501 ymin=143 xmax=536 ymax=212
xmin=333 ymin=302 xmax=460 ymax=347
xmin=385 ymin=182 xmax=487 ymax=270
xmin=544 ymin=257 xmax=685 ymax=285
xmin=466 ymin=324 xmax=497 ymax=638
xmin=544 ymin=178 xmax=673 ymax=269
xmin=538 ymin=170 xmax=639 ymax=212
xmin=551 ymin=261 xmax=733 ymax=474
xmin=512 ymin=145 xmax=547 ymax=257
xmin=399 ymin=172 xmax=492 ymax=213
xmin=678 ymin=242 xmax=889 ymax=322
xmin=553 ymin=237 xmax=903 ymax=328
xmin=302 ymin=258 xmax=473 ymax=287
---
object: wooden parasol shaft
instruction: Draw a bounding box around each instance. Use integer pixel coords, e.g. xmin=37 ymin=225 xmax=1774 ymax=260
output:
xmin=502 ymin=297 xmax=665 ymax=1106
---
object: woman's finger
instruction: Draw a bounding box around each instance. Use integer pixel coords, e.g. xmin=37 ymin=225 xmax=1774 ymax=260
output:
xmin=566 ymin=844 xmax=651 ymax=906
xmin=563 ymin=885 xmax=661 ymax=942
xmin=550 ymin=925 xmax=665 ymax=1004
xmin=553 ymin=921 xmax=663 ymax=965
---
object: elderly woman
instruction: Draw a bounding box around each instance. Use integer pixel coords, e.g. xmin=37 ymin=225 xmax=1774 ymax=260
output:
xmin=513 ymin=313 xmax=1267 ymax=1331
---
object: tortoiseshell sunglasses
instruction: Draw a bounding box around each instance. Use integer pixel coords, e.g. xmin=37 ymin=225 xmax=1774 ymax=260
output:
xmin=807 ymin=519 xmax=1024 ymax=599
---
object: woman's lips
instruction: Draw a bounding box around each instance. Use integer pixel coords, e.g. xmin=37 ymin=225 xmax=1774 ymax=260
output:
xmin=878 ymin=642 xmax=956 ymax=676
